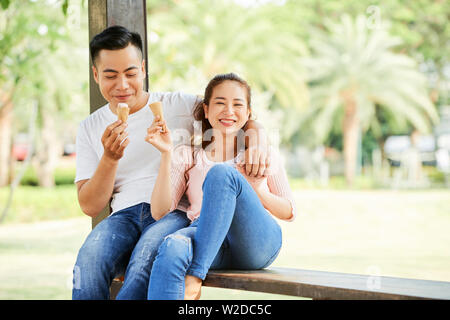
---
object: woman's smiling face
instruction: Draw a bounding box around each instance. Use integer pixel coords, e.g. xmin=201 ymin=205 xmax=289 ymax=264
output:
xmin=203 ymin=80 xmax=251 ymax=136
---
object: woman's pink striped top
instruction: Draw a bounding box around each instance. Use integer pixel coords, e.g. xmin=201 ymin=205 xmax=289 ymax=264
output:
xmin=169 ymin=145 xmax=297 ymax=222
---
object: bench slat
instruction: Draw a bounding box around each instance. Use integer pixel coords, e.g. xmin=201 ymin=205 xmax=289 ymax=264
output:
xmin=202 ymin=267 xmax=450 ymax=300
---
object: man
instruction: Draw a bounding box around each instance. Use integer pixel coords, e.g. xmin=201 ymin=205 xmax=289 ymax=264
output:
xmin=72 ymin=25 xmax=271 ymax=299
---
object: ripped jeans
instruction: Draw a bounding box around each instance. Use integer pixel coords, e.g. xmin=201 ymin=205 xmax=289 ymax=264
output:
xmin=147 ymin=164 xmax=282 ymax=300
xmin=72 ymin=203 xmax=190 ymax=300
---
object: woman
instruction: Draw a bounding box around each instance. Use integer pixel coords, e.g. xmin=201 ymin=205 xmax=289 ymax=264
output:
xmin=145 ymin=73 xmax=296 ymax=300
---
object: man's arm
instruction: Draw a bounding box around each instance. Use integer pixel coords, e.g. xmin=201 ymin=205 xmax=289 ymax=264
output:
xmin=76 ymin=155 xmax=118 ymax=217
xmin=76 ymin=120 xmax=129 ymax=218
xmin=242 ymin=119 xmax=271 ymax=177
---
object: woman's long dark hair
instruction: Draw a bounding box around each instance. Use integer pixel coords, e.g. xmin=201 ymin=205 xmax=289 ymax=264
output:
xmin=192 ymin=73 xmax=252 ymax=150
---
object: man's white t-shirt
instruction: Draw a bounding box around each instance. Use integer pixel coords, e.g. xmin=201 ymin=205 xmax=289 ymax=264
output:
xmin=75 ymin=91 xmax=200 ymax=215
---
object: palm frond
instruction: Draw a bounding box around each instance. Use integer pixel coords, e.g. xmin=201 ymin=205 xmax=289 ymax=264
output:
xmin=303 ymin=13 xmax=437 ymax=141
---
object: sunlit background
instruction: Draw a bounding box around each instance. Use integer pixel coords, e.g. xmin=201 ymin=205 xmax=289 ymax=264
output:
xmin=0 ymin=0 xmax=449 ymax=299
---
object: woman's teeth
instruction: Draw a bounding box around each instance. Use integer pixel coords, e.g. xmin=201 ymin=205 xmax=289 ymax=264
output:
xmin=220 ymin=119 xmax=235 ymax=124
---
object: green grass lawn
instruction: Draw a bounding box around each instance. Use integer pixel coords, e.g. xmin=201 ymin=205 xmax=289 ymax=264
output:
xmin=0 ymin=184 xmax=449 ymax=299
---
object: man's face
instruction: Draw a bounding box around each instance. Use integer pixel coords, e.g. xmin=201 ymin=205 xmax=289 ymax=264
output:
xmin=92 ymin=44 xmax=146 ymax=111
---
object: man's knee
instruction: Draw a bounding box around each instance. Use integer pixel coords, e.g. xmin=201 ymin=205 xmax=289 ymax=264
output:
xmin=78 ymin=227 xmax=112 ymax=257
xmin=75 ymin=230 xmax=118 ymax=277
xmin=76 ymin=238 xmax=102 ymax=266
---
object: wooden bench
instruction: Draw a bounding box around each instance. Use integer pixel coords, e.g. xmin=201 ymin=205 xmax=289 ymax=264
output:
xmin=110 ymin=267 xmax=450 ymax=300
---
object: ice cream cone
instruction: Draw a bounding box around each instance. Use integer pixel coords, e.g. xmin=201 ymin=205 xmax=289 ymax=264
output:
xmin=149 ymin=101 xmax=165 ymax=132
xmin=149 ymin=101 xmax=164 ymax=120
xmin=117 ymin=103 xmax=129 ymax=123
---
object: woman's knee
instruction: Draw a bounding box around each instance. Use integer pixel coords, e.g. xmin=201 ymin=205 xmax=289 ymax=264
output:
xmin=234 ymin=243 xmax=282 ymax=270
xmin=257 ymin=224 xmax=282 ymax=269
xmin=258 ymin=241 xmax=282 ymax=269
xmin=205 ymin=164 xmax=236 ymax=183
xmin=231 ymin=224 xmax=282 ymax=270
xmin=154 ymin=233 xmax=193 ymax=269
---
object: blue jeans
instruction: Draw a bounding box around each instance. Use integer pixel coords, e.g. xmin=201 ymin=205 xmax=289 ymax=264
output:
xmin=148 ymin=164 xmax=282 ymax=300
xmin=72 ymin=203 xmax=190 ymax=300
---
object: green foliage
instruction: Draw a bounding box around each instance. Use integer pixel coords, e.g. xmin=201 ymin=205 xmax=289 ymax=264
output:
xmin=424 ymin=166 xmax=447 ymax=184
xmin=146 ymin=0 xmax=448 ymax=148
xmin=1 ymin=0 xmax=448 ymax=173
xmin=0 ymin=0 xmax=9 ymax=10
xmin=147 ymin=0 xmax=309 ymax=142
xmin=299 ymin=14 xmax=439 ymax=145
xmin=19 ymin=165 xmax=76 ymax=186
xmin=289 ymin=175 xmax=381 ymax=190
xmin=0 ymin=185 xmax=82 ymax=224
xmin=279 ymin=0 xmax=450 ymax=75
xmin=1 ymin=0 xmax=85 ymax=102
xmin=62 ymin=0 xmax=69 ymax=16
xmin=1 ymin=0 xmax=89 ymax=152
xmin=0 ymin=0 xmax=72 ymax=15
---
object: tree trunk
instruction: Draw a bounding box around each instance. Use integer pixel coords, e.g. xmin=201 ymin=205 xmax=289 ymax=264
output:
xmin=0 ymin=92 xmax=14 ymax=187
xmin=342 ymin=92 xmax=359 ymax=186
xmin=0 ymin=102 xmax=38 ymax=224
xmin=33 ymin=101 xmax=61 ymax=188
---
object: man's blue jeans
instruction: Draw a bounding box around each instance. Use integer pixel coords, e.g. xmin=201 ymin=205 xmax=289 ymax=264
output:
xmin=72 ymin=203 xmax=190 ymax=300
xmin=148 ymin=164 xmax=282 ymax=300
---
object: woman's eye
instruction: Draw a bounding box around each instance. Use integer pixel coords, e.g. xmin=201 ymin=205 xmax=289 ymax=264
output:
xmin=105 ymin=76 xmax=116 ymax=79
xmin=127 ymin=74 xmax=137 ymax=77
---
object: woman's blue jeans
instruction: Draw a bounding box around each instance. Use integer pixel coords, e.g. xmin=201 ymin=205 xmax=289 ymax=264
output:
xmin=148 ymin=164 xmax=282 ymax=300
xmin=72 ymin=203 xmax=190 ymax=300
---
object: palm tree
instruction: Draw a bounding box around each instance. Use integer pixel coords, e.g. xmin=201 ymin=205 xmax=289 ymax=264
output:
xmin=303 ymin=14 xmax=439 ymax=185
xmin=147 ymin=0 xmax=309 ymax=141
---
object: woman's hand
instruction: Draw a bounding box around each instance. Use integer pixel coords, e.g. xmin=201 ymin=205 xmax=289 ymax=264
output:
xmin=237 ymin=164 xmax=293 ymax=221
xmin=237 ymin=165 xmax=268 ymax=194
xmin=145 ymin=116 xmax=172 ymax=154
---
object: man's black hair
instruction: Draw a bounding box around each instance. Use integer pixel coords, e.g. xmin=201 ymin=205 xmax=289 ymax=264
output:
xmin=90 ymin=25 xmax=143 ymax=66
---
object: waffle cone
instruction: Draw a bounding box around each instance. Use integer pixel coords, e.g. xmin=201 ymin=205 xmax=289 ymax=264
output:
xmin=117 ymin=103 xmax=129 ymax=122
xmin=149 ymin=101 xmax=164 ymax=121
